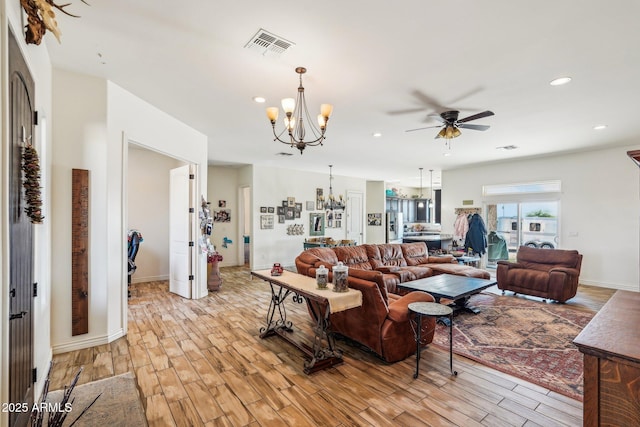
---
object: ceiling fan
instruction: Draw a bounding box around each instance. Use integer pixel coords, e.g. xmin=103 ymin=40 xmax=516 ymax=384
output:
xmin=406 ymin=110 xmax=495 ymax=139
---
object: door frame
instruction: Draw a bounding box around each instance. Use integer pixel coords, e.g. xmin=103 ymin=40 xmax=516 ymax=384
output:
xmin=121 ymin=136 xmax=204 ymax=327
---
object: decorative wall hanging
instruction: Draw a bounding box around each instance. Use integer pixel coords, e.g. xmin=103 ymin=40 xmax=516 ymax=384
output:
xmin=22 ymin=143 xmax=44 ymax=223
xmin=287 ymin=224 xmax=304 ymax=235
xmin=20 ymin=0 xmax=88 ymax=45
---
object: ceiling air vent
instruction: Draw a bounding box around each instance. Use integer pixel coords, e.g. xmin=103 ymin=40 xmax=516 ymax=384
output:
xmin=276 ymin=152 xmax=293 ymax=157
xmin=245 ymin=29 xmax=295 ymax=57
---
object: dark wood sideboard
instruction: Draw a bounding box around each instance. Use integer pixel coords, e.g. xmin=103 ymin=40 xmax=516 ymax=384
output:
xmin=573 ymin=290 xmax=640 ymax=426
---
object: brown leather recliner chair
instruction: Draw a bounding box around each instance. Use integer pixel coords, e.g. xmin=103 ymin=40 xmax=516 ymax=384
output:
xmin=496 ymin=246 xmax=583 ymax=303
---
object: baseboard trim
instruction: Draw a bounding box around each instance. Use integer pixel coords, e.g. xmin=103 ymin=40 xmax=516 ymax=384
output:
xmin=52 ymin=328 xmax=126 ymax=354
xmin=132 ymin=274 xmax=169 ymax=283
xmin=580 ymin=279 xmax=638 ymax=292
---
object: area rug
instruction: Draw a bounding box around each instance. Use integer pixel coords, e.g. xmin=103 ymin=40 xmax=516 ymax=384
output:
xmin=431 ymin=293 xmax=594 ymax=401
xmin=46 ymin=372 xmax=147 ymax=426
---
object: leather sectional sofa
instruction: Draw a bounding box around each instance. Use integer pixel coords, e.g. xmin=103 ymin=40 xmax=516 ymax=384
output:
xmin=294 ymin=242 xmax=490 ymax=362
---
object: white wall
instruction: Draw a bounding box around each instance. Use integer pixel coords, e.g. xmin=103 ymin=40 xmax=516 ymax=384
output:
xmin=128 ymin=147 xmax=185 ymax=282
xmin=1 ymin=2 xmax=55 ymax=422
xmin=50 ymin=70 xmax=208 ymax=354
xmin=366 ymin=181 xmax=386 ymax=243
xmin=251 ymin=165 xmax=367 ymax=270
xmin=442 ymin=145 xmax=640 ymax=291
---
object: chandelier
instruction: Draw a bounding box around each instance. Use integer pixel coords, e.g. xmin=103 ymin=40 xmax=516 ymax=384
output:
xmin=266 ymin=67 xmax=333 ymax=154
xmin=320 ymin=165 xmax=345 ymax=210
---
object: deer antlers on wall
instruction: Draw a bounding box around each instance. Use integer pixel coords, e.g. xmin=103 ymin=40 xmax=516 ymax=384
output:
xmin=20 ymin=0 xmax=88 ymax=45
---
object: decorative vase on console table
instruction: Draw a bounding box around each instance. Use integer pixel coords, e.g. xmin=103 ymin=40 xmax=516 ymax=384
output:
xmin=207 ymin=252 xmax=223 ymax=291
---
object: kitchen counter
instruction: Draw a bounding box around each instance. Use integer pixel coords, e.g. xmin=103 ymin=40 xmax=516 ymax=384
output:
xmin=403 ymin=231 xmax=441 ymax=236
xmin=403 ymin=234 xmax=453 ymax=250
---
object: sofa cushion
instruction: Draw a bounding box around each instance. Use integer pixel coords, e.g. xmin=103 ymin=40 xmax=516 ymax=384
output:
xmin=365 ymin=244 xmax=408 ymax=269
xmin=427 ymin=263 xmax=491 ymax=279
xmin=517 ymin=246 xmax=580 ymax=271
xmin=333 ymin=245 xmax=373 ymax=270
xmin=298 ymin=247 xmax=338 ymax=268
xmin=401 ymin=242 xmax=430 ymax=266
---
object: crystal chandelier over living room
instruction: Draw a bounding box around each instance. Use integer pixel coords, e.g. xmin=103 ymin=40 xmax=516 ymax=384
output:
xmin=320 ymin=165 xmax=345 ymax=210
xmin=266 ymin=67 xmax=333 ymax=154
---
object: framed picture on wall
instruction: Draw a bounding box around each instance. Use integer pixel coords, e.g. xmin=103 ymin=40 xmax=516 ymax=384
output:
xmin=367 ymin=213 xmax=382 ymax=226
xmin=277 ymin=206 xmax=285 ymax=215
xmin=260 ymin=206 xmax=267 ymax=213
xmin=287 ymin=197 xmax=296 ymax=207
xmin=267 ymin=207 xmax=275 ymax=213
xmin=260 ymin=215 xmax=274 ymax=229
xmin=306 ymin=201 xmax=315 ymax=211
xmin=316 ymin=188 xmax=324 ymax=210
xmin=309 ymin=212 xmax=325 ymax=236
xmin=285 ymin=207 xmax=295 ymax=220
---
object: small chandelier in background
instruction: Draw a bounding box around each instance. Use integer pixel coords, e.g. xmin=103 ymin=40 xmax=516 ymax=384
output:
xmin=266 ymin=67 xmax=333 ymax=154
xmin=320 ymin=165 xmax=345 ymax=210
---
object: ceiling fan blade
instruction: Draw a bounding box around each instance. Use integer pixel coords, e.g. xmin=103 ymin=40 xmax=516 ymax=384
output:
xmin=427 ymin=113 xmax=446 ymax=124
xmin=457 ymin=110 xmax=495 ymax=123
xmin=405 ymin=125 xmax=442 ymax=132
xmin=457 ymin=123 xmax=490 ymax=131
xmin=411 ymin=89 xmax=446 ymax=111
xmin=388 ymin=107 xmax=428 ymax=115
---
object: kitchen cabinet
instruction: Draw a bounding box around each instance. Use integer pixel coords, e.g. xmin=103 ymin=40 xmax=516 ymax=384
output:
xmin=386 ymin=197 xmax=430 ymax=223
xmin=415 ymin=199 xmax=427 ymax=222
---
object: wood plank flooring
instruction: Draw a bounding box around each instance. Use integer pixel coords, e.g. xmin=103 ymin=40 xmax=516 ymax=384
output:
xmin=49 ymin=266 xmax=615 ymax=426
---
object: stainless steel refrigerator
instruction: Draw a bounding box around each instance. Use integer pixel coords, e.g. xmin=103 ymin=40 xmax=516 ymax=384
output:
xmin=386 ymin=211 xmax=403 ymax=243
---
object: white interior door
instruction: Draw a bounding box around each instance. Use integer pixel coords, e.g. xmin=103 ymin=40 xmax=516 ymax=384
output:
xmin=169 ymin=164 xmax=194 ymax=298
xmin=346 ymin=190 xmax=364 ymax=244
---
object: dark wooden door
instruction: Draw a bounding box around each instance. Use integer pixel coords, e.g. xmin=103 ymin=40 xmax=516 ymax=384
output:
xmin=8 ymin=28 xmax=35 ymax=427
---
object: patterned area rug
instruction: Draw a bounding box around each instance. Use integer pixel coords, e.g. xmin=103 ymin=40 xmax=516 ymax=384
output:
xmin=431 ymin=293 xmax=594 ymax=401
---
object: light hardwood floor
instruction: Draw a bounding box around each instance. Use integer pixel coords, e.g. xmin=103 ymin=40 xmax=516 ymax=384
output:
xmin=49 ymin=266 xmax=615 ymax=426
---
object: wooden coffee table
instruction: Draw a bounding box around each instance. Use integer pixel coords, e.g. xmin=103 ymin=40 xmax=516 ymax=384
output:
xmin=398 ymin=274 xmax=496 ymax=316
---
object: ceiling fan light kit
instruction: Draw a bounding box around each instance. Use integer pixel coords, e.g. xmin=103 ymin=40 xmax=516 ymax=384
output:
xmin=406 ymin=109 xmax=494 ymax=148
xmin=266 ymin=67 xmax=333 ymax=154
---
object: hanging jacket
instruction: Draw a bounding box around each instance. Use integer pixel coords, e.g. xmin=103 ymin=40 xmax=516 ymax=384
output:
xmin=453 ymin=213 xmax=469 ymax=241
xmin=464 ymin=213 xmax=487 ymax=255
xmin=487 ymin=231 xmax=509 ymax=261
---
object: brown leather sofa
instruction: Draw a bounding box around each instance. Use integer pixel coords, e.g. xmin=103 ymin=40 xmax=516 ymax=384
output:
xmin=294 ymin=242 xmax=490 ymax=362
xmin=496 ymin=246 xmax=583 ymax=303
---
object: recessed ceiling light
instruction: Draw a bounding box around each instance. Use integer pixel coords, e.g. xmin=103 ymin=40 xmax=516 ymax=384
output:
xmin=593 ymin=125 xmax=607 ymax=130
xmin=372 ymin=132 xmax=382 ymax=137
xmin=253 ymin=96 xmax=266 ymax=103
xmin=550 ymin=77 xmax=572 ymax=86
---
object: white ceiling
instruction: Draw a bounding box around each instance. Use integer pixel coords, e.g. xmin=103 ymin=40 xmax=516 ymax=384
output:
xmin=45 ymin=0 xmax=640 ymax=188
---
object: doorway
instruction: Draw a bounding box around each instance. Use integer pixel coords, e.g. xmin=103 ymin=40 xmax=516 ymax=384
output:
xmin=126 ymin=144 xmax=191 ymax=298
xmin=486 ymin=200 xmax=560 ymax=265
xmin=346 ymin=190 xmax=364 ymax=244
